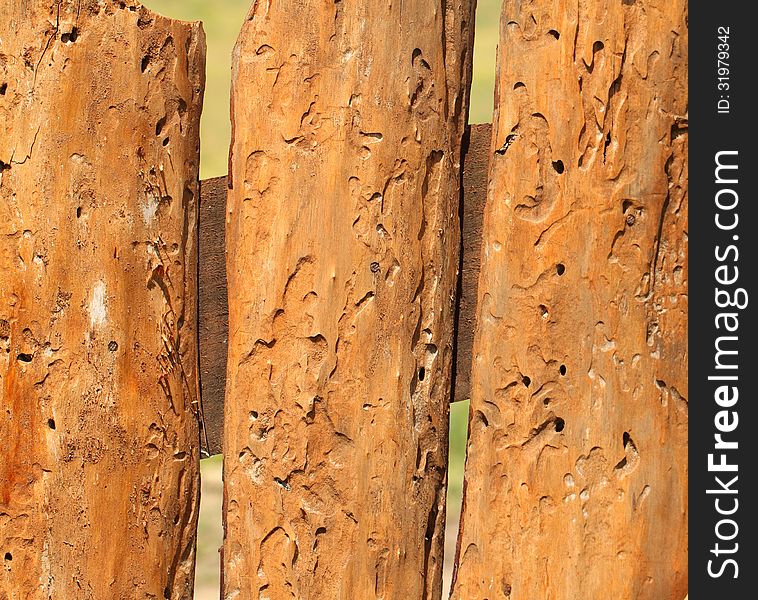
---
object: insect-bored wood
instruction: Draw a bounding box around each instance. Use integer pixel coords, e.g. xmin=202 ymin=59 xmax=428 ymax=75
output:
xmin=451 ymin=1 xmax=688 ymax=598
xmin=197 ymin=121 xmax=490 ymax=452
xmin=0 ymin=2 xmax=205 ymax=597
xmin=222 ymin=0 xmax=475 ymax=598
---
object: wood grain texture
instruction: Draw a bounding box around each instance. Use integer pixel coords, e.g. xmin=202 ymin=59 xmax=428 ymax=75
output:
xmin=0 ymin=2 xmax=205 ymax=598
xmin=452 ymin=123 xmax=490 ymax=403
xmin=199 ymin=175 xmax=228 ymax=456
xmin=451 ymin=1 xmax=688 ymax=598
xmin=222 ymin=0 xmax=474 ymax=598
xmin=198 ymin=121 xmax=489 ymax=450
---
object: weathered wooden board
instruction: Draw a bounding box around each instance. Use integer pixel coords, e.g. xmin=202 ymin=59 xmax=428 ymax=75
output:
xmin=198 ymin=175 xmax=228 ymax=456
xmin=451 ymin=1 xmax=688 ymax=599
xmin=0 ymin=2 xmax=205 ymax=598
xmin=222 ymin=0 xmax=474 ymax=598
xmin=452 ymin=123 xmax=491 ymax=403
xmin=196 ymin=122 xmax=489 ymax=452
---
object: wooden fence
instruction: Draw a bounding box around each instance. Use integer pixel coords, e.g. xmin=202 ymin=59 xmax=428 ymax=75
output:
xmin=1 ymin=1 xmax=687 ymax=599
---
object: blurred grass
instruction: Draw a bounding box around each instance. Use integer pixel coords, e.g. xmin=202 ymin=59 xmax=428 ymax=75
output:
xmin=470 ymin=0 xmax=500 ymax=125
xmin=194 ymin=455 xmax=224 ymax=595
xmin=446 ymin=400 xmax=470 ymax=506
xmin=146 ymin=0 xmax=500 ymax=597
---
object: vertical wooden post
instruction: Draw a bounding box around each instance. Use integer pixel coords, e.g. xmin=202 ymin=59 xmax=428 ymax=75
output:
xmin=0 ymin=2 xmax=205 ymax=598
xmin=452 ymin=1 xmax=688 ymax=598
xmin=223 ymin=0 xmax=474 ymax=598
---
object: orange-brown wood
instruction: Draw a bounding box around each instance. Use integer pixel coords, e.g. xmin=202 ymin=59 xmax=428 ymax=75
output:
xmin=197 ymin=122 xmax=491 ymax=453
xmin=452 ymin=1 xmax=688 ymax=598
xmin=222 ymin=0 xmax=475 ymax=598
xmin=0 ymin=2 xmax=205 ymax=597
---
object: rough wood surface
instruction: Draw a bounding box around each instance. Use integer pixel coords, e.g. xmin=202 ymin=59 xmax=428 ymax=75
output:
xmin=222 ymin=0 xmax=474 ymax=598
xmin=198 ymin=121 xmax=489 ymax=451
xmin=199 ymin=175 xmax=228 ymax=456
xmin=0 ymin=2 xmax=205 ymax=598
xmin=452 ymin=123 xmax=490 ymax=403
xmin=452 ymin=1 xmax=688 ymax=599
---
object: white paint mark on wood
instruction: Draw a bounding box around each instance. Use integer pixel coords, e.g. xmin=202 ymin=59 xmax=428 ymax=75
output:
xmin=143 ymin=191 xmax=159 ymax=225
xmin=90 ymin=281 xmax=107 ymax=329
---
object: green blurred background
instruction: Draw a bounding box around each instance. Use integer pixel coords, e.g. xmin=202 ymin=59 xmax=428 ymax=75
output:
xmin=146 ymin=0 xmax=500 ymax=597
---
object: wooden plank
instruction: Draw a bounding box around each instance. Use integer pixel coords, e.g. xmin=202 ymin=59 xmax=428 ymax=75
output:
xmin=222 ymin=0 xmax=474 ymax=597
xmin=197 ymin=122 xmax=490 ymax=450
xmin=452 ymin=123 xmax=491 ymax=403
xmin=198 ymin=176 xmax=228 ymax=456
xmin=451 ymin=1 xmax=688 ymax=598
xmin=0 ymin=2 xmax=205 ymax=598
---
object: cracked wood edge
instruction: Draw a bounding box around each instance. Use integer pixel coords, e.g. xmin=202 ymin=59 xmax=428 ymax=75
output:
xmin=221 ymin=0 xmax=475 ymax=598
xmin=197 ymin=123 xmax=489 ymax=453
xmin=451 ymin=1 xmax=688 ymax=599
xmin=0 ymin=2 xmax=205 ymax=598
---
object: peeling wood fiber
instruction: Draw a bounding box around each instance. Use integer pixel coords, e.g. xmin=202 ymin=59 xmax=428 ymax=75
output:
xmin=452 ymin=1 xmax=688 ymax=598
xmin=0 ymin=2 xmax=205 ymax=598
xmin=222 ymin=0 xmax=475 ymax=598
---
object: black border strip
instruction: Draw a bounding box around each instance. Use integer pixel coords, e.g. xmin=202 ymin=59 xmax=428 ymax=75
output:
xmin=690 ymin=4 xmax=756 ymax=595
